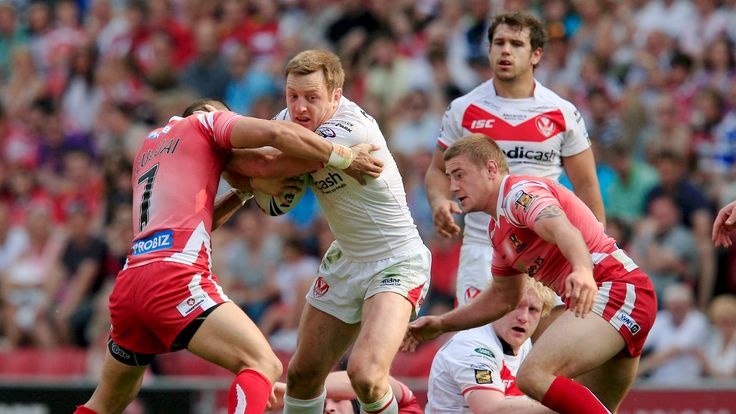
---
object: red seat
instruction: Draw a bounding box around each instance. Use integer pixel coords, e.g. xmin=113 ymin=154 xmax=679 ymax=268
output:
xmin=0 ymin=347 xmax=88 ymax=377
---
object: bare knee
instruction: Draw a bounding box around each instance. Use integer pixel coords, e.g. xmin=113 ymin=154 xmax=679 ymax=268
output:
xmin=235 ymin=350 xmax=282 ymax=383
xmin=516 ymin=360 xmax=553 ymax=402
xmin=346 ymin=359 xmax=387 ymax=402
xmin=286 ymin=360 xmax=327 ymax=398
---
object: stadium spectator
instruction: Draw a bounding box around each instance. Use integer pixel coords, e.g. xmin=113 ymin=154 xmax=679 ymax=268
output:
xmin=259 ymin=237 xmax=320 ymax=352
xmin=645 ymin=150 xmax=716 ymax=308
xmin=50 ymin=202 xmax=109 ymax=347
xmin=405 ymin=135 xmax=658 ymax=414
xmin=639 ymin=283 xmax=710 ymax=383
xmin=694 ymin=294 xmax=736 ymax=379
xmin=426 ymin=277 xmax=557 ymax=413
xmin=630 ymin=194 xmax=699 ymax=301
xmin=1 ymin=203 xmax=64 ymax=348
xmin=604 ymin=143 xmax=660 ymax=225
xmin=424 ymin=11 xmax=604 ymax=308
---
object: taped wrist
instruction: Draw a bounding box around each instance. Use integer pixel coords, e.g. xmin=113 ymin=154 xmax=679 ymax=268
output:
xmin=327 ymin=143 xmax=355 ymax=169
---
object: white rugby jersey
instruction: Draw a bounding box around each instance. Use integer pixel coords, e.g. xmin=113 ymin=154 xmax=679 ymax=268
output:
xmin=426 ymin=324 xmax=531 ymax=414
xmin=275 ymin=97 xmax=424 ymax=261
xmin=438 ymin=79 xmax=590 ymax=245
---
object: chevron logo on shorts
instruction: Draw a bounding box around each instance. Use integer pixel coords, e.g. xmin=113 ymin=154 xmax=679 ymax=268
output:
xmin=313 ymin=276 xmax=329 ymax=298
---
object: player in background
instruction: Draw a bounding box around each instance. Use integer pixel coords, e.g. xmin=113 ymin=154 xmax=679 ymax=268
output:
xmin=426 ymin=277 xmax=557 ymax=414
xmin=424 ymin=11 xmax=604 ymax=309
xmin=75 ymin=99 xmax=383 ymax=414
xmin=713 ymin=199 xmax=736 ymax=247
xmin=228 ymin=50 xmax=431 ymax=414
xmin=405 ymin=135 xmax=656 ymax=414
xmin=271 ymin=371 xmax=422 ymax=414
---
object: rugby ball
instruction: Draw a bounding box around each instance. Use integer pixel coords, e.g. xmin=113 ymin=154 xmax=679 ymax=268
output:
xmin=253 ymin=174 xmax=309 ymax=216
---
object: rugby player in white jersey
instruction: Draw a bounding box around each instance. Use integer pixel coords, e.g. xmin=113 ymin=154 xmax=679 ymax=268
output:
xmin=425 ymin=11 xmax=604 ymax=312
xmin=426 ymin=277 xmax=556 ymax=414
xmin=276 ymin=50 xmax=430 ymax=414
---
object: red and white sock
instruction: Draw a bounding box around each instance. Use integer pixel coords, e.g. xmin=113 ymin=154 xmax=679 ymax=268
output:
xmin=73 ymin=406 xmax=97 ymax=414
xmin=228 ymin=369 xmax=272 ymax=414
xmin=541 ymin=376 xmax=611 ymax=414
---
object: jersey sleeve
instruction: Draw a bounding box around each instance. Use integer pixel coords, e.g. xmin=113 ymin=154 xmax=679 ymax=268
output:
xmin=437 ymin=101 xmax=464 ymax=149
xmin=195 ymin=110 xmax=244 ymax=151
xmin=559 ymin=104 xmax=591 ymax=157
xmin=316 ymin=117 xmax=367 ymax=147
xmin=502 ymin=181 xmax=562 ymax=232
xmin=446 ymin=338 xmax=505 ymax=396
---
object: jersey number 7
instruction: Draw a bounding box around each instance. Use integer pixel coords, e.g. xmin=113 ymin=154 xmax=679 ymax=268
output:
xmin=137 ymin=163 xmax=159 ymax=232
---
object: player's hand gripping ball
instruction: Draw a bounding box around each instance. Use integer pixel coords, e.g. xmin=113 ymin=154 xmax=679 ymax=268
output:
xmin=253 ymin=174 xmax=310 ymax=216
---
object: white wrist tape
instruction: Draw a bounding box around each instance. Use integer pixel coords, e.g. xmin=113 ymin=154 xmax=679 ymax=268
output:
xmin=327 ymin=143 xmax=355 ymax=169
xmin=230 ymin=188 xmax=253 ymax=205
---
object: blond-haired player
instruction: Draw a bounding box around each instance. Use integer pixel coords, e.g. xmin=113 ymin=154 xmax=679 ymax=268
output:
xmin=427 ymin=277 xmax=557 ymax=413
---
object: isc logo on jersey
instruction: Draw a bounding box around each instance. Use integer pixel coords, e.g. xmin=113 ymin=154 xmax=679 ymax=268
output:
xmin=469 ymin=119 xmax=495 ymax=129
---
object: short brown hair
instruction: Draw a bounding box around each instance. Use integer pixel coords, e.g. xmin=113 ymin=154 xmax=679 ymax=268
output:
xmin=444 ymin=134 xmax=509 ymax=173
xmin=182 ymin=99 xmax=229 ymax=117
xmin=284 ymin=50 xmax=345 ymax=93
xmin=488 ymin=12 xmax=548 ymax=52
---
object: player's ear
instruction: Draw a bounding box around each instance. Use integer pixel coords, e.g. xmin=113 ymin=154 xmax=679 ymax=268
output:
xmin=333 ymin=87 xmax=343 ymax=103
xmin=486 ymin=159 xmax=498 ymax=179
xmin=531 ymin=48 xmax=543 ymax=66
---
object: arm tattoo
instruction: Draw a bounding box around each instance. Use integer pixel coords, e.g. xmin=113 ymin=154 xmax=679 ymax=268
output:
xmin=535 ymin=205 xmax=564 ymax=222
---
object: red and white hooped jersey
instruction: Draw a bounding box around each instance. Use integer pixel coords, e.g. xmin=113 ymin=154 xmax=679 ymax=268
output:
xmin=426 ymin=323 xmax=530 ymax=414
xmin=438 ymin=79 xmax=590 ymax=245
xmin=124 ymin=110 xmax=241 ymax=271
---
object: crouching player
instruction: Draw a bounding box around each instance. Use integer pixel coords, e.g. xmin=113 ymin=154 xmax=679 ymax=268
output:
xmin=404 ymin=134 xmax=657 ymax=414
xmin=426 ymin=277 xmax=557 ymax=413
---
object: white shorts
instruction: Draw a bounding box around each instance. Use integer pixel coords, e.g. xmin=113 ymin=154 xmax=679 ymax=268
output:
xmin=455 ymin=243 xmax=494 ymax=306
xmin=455 ymin=243 xmax=564 ymax=307
xmin=306 ymin=241 xmax=431 ymax=324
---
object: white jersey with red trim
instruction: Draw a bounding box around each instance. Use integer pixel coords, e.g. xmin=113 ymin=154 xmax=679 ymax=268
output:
xmin=438 ymin=79 xmax=590 ymax=245
xmin=125 ymin=110 xmax=240 ymax=271
xmin=426 ymin=324 xmax=530 ymax=414
xmin=275 ymin=97 xmax=424 ymax=261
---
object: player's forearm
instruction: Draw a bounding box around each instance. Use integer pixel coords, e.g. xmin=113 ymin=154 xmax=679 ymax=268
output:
xmin=575 ymin=183 xmax=606 ymax=226
xmin=270 ymin=121 xmax=334 ymax=163
xmin=212 ymin=189 xmax=250 ymax=231
xmin=553 ymin=225 xmax=593 ymax=274
xmin=440 ymin=282 xmax=520 ymax=332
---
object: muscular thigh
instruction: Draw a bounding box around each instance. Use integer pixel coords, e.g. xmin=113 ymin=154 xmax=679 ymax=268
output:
xmin=186 ymin=301 xmax=274 ymax=374
xmin=289 ymin=304 xmax=360 ymax=377
xmin=350 ymin=292 xmax=414 ymax=373
xmin=110 ymin=263 xmax=229 ymax=355
xmin=524 ymin=310 xmax=626 ymax=379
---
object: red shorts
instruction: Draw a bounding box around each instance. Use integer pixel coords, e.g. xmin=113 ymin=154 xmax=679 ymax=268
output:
xmin=109 ymin=261 xmax=230 ymax=355
xmin=593 ymin=256 xmax=657 ymax=357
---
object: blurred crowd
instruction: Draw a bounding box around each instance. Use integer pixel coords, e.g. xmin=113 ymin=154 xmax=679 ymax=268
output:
xmin=0 ymin=0 xmax=734 ymax=385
